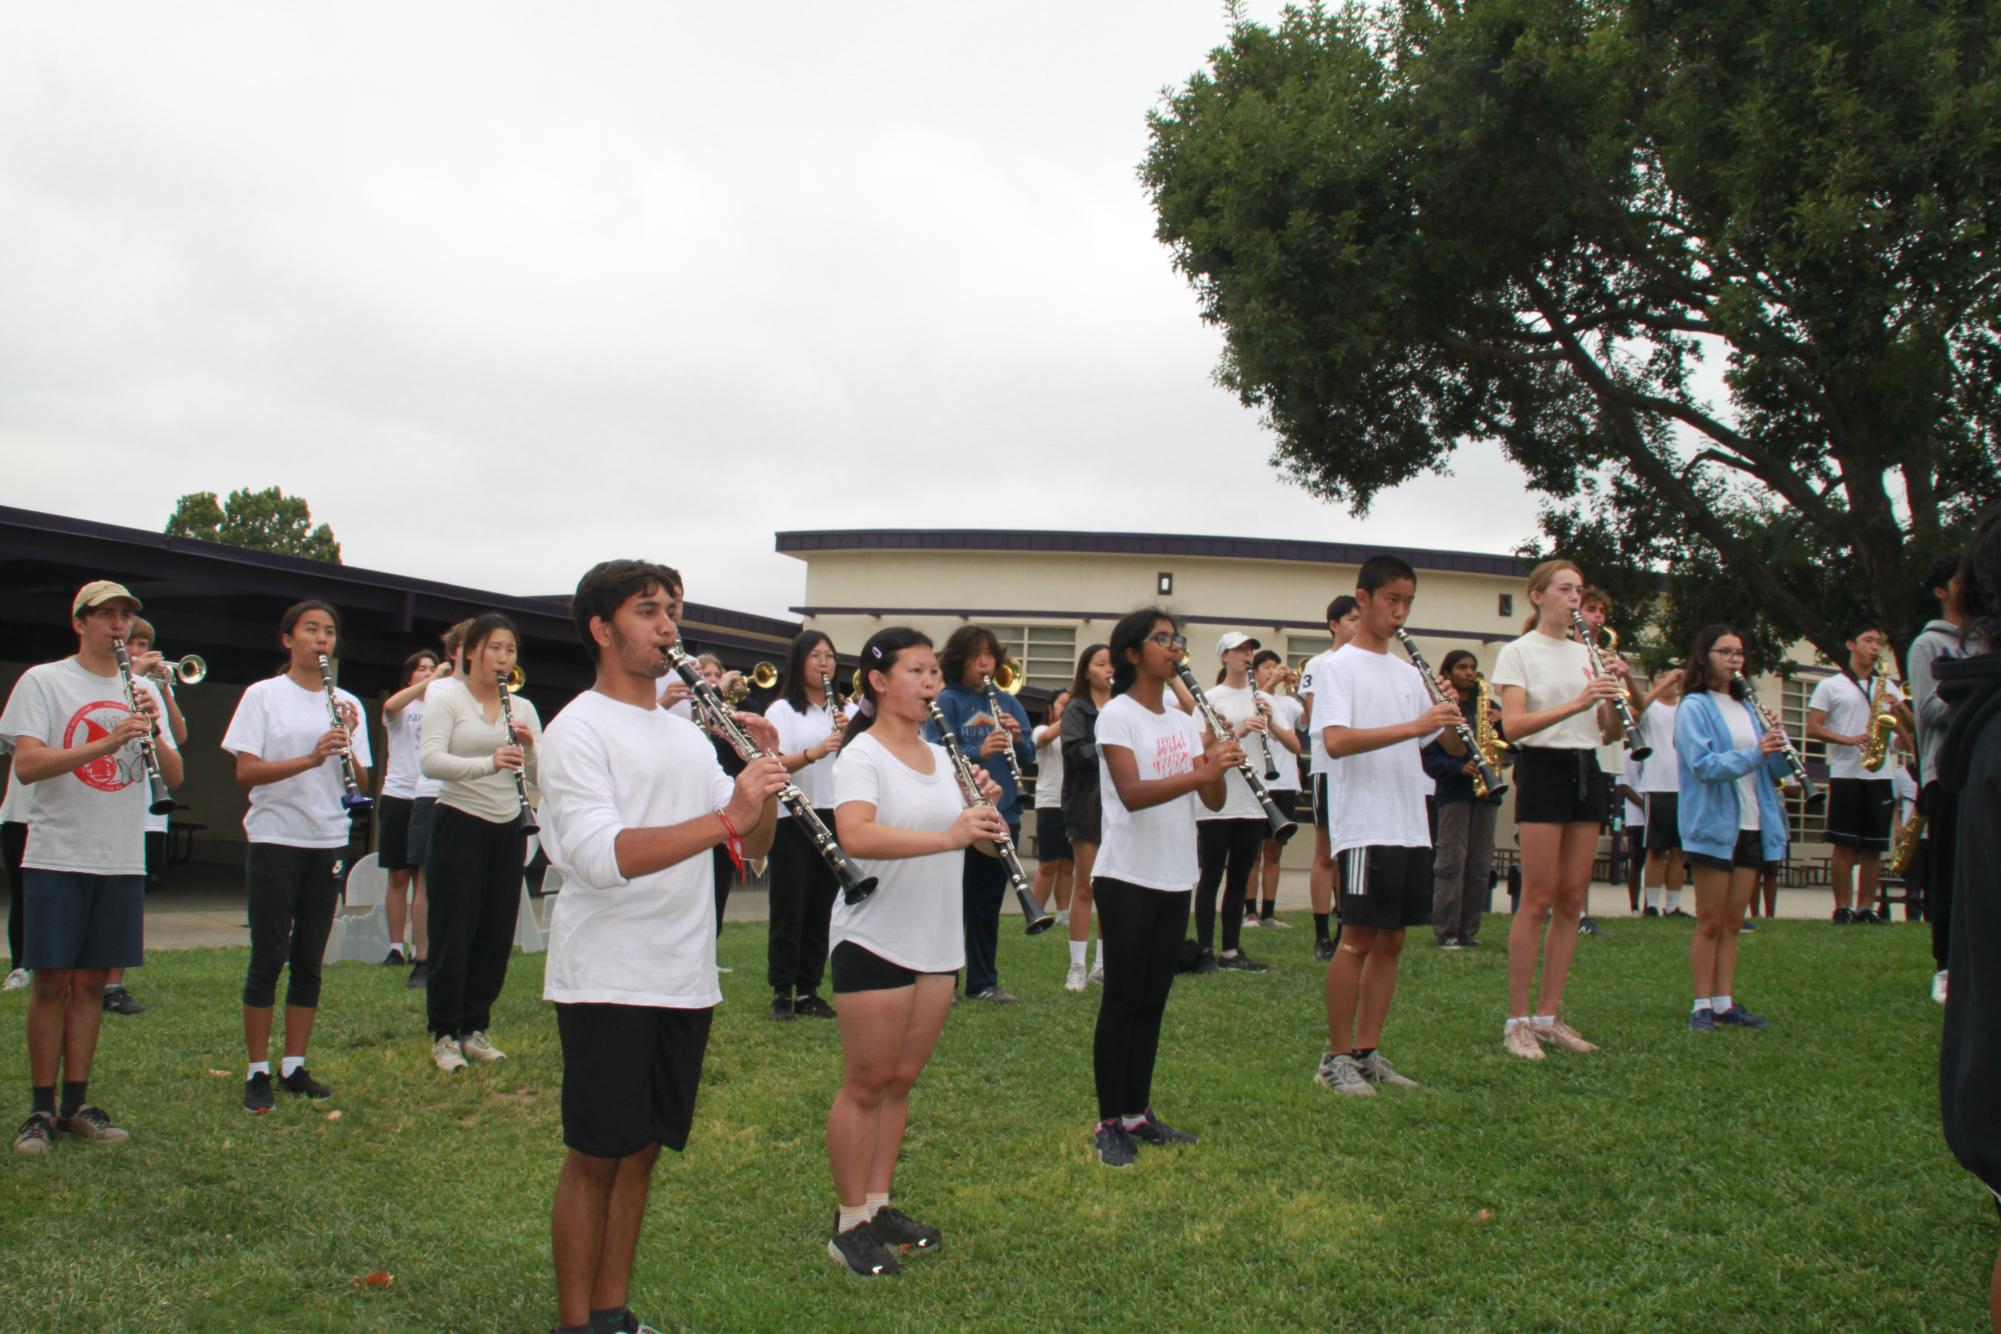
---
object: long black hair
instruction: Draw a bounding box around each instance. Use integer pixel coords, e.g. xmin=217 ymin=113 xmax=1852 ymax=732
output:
xmin=1110 ymin=607 xmax=1176 ymax=698
xmin=1680 ymin=624 xmax=1746 ymax=699
xmin=841 ymin=627 xmax=935 ymax=752
xmin=1069 ymin=642 xmax=1109 ymax=701
xmin=779 ymin=630 xmax=835 ymax=715
xmin=464 ymin=612 xmax=521 ymax=680
xmin=1960 ymin=504 xmax=2001 ymax=652
xmin=399 ymin=649 xmax=437 ymax=686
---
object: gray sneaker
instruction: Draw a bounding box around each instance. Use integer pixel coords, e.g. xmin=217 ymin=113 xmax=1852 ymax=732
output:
xmin=969 ymin=987 xmax=1019 ymax=1005
xmin=1357 ymin=1051 xmax=1419 ymax=1089
xmin=1217 ymin=950 xmax=1272 ymax=973
xmin=1313 ymin=1051 xmax=1375 ymax=1096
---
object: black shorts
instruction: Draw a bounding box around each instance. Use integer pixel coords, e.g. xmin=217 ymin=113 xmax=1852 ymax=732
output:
xmin=21 ymin=871 xmax=145 ymax=970
xmin=1336 ymin=845 xmax=1433 ymax=930
xmin=1686 ymin=829 xmax=1765 ymax=873
xmin=1034 ymin=807 xmax=1073 ymax=863
xmin=1825 ymin=778 xmax=1892 ymax=852
xmin=829 ymin=940 xmax=955 ymax=994
xmin=1644 ymin=793 xmax=1681 ymax=852
xmin=377 ymin=795 xmax=437 ymax=871
xmin=1062 ymin=787 xmax=1101 ymax=847
xmin=1513 ymin=749 xmax=1609 ymax=825
xmin=556 ymin=1003 xmax=714 ymax=1159
xmin=143 ymin=829 xmax=166 ymax=891
xmin=1313 ymin=773 xmax=1330 ymax=830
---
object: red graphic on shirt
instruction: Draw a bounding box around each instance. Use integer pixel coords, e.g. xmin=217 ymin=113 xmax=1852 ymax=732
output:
xmin=1153 ymin=726 xmax=1194 ymax=777
xmin=61 ymin=700 xmax=143 ymax=793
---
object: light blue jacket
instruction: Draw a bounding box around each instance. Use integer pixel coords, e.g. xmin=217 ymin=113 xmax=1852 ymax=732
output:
xmin=1674 ymin=690 xmax=1792 ymax=864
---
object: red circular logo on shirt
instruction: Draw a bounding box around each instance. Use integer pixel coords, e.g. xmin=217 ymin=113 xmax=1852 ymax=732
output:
xmin=62 ymin=700 xmax=141 ymax=793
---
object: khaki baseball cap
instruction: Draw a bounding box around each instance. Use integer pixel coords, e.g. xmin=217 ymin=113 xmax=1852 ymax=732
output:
xmin=72 ymin=580 xmax=142 ymax=616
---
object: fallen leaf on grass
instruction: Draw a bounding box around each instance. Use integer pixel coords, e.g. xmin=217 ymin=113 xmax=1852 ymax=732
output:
xmin=350 ymin=1271 xmax=393 ymax=1290
xmin=1475 ymin=1209 xmax=1493 ymax=1223
xmin=325 ymin=1111 xmax=342 ymax=1121
xmin=207 ymin=1069 xmax=232 ymax=1078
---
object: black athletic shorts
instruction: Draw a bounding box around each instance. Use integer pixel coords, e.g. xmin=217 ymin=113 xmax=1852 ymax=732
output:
xmin=21 ymin=871 xmax=145 ymax=970
xmin=1644 ymin=793 xmax=1681 ymax=852
xmin=143 ymin=829 xmax=166 ymax=891
xmin=556 ymin=1002 xmax=713 ymax=1159
xmin=1336 ymin=845 xmax=1433 ymax=930
xmin=1825 ymin=777 xmax=1892 ymax=852
xmin=1313 ymin=773 xmax=1330 ymax=830
xmin=1686 ymin=829 xmax=1765 ymax=873
xmin=1034 ymin=807 xmax=1073 ymax=863
xmin=377 ymin=795 xmax=438 ymax=871
xmin=1513 ymin=749 xmax=1609 ymax=825
xmin=829 ymin=939 xmax=955 ymax=994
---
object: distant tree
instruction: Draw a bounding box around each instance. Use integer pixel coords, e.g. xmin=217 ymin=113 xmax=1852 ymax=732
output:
xmin=165 ymin=487 xmax=342 ymax=564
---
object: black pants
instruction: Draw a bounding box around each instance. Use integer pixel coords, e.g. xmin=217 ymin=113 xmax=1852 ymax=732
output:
xmin=766 ymin=814 xmax=837 ymax=996
xmin=1194 ymin=818 xmax=1264 ymax=952
xmin=242 ymin=843 xmax=342 ymax=1009
xmin=425 ymin=804 xmax=526 ymax=1038
xmin=1091 ymin=878 xmax=1191 ymax=1121
xmin=4 ymin=820 xmax=25 ymax=968
xmin=962 ymin=824 xmax=1017 ymax=996
xmin=711 ymin=844 xmax=734 ymax=937
xmin=1922 ymin=781 xmax=1958 ymax=970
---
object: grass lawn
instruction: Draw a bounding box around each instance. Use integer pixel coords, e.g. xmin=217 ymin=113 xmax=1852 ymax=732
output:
xmin=0 ymin=912 xmax=1989 ymax=1331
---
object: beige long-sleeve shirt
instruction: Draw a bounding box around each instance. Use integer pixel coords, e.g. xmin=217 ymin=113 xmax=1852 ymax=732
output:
xmin=420 ymin=683 xmax=542 ymax=824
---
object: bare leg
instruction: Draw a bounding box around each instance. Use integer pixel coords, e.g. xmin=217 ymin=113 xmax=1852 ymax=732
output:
xmin=385 ymin=868 xmax=411 ymax=954
xmin=1325 ymin=926 xmax=1376 ymax=1051
xmin=828 ymin=984 xmax=915 ymax=1207
xmin=1856 ymin=852 xmax=1882 ymax=918
xmin=1067 ymin=844 xmax=1097 ymax=946
xmin=1353 ymin=929 xmax=1404 ymax=1050
xmin=1053 ymin=861 xmax=1073 ymax=914
xmin=552 ymin=1150 xmax=619 ymax=1328
xmin=1310 ymin=826 xmax=1334 ymax=917
xmin=1666 ymin=849 xmax=1686 ymax=904
xmin=281 ymin=1004 xmax=316 ymax=1061
xmin=867 ymin=976 xmax=952 ymax=1196
xmin=60 ymin=968 xmax=108 ymax=1082
xmin=1711 ymin=867 xmax=1759 ymax=998
xmin=591 ymin=1146 xmax=662 ymax=1313
xmin=243 ymin=1004 xmax=274 ymax=1065
xmin=1261 ymin=837 xmax=1284 ymax=909
xmin=1509 ymin=824 xmax=1564 ymax=1015
xmin=1534 ymin=822 xmax=1598 ymax=1016
xmin=105 ymin=967 xmax=125 ymax=987
xmin=1689 ymin=865 xmax=1732 ymax=998
xmin=1758 ymin=867 xmax=1778 ymax=918
xmin=1830 ymin=845 xmax=1856 ymax=912
xmin=27 ymin=969 xmax=74 ymax=1086
xmin=1032 ymin=858 xmax=1057 ymax=911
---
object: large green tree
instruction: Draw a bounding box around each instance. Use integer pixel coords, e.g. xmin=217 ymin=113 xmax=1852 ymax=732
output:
xmin=165 ymin=487 xmax=342 ymax=563
xmin=1144 ymin=0 xmax=2000 ymax=664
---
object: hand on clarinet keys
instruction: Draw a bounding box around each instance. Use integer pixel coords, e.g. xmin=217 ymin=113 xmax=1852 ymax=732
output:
xmin=951 ymin=803 xmax=1008 ymax=849
xmin=1205 ymin=736 xmax=1245 ymax=772
xmin=735 ymin=713 xmax=780 ymax=753
xmin=1421 ymin=698 xmax=1464 ymax=733
xmin=730 ymin=757 xmax=789 ymax=818
xmin=979 ymin=730 xmax=1010 ymax=759
xmin=314 ymin=729 xmax=349 ymax=759
xmin=110 ymin=711 xmax=154 ymax=749
xmin=1759 ymin=727 xmax=1787 ymax=754
xmin=492 ymin=744 xmax=526 ymax=773
xmin=972 ymin=769 xmax=1004 ymax=805
xmin=509 ymin=722 xmax=535 ymax=748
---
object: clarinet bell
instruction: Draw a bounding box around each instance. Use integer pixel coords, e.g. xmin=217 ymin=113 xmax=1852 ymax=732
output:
xmin=342 ymin=793 xmax=375 ymax=813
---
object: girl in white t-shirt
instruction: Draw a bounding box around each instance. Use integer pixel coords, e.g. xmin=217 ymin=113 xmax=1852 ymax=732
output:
xmin=1490 ymin=560 xmax=1630 ymax=1062
xmin=1088 ymin=608 xmax=1236 ymax=1169
xmin=1030 ymin=689 xmax=1074 ymax=936
xmin=825 ymin=627 xmax=1006 ymax=1277
xmin=1249 ymin=649 xmax=1305 ymax=928
xmin=378 ymin=650 xmax=445 ymax=974
xmin=763 ymin=632 xmax=850 ymax=1021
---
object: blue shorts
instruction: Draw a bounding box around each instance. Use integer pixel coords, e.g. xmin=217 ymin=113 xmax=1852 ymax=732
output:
xmin=21 ymin=870 xmax=145 ymax=970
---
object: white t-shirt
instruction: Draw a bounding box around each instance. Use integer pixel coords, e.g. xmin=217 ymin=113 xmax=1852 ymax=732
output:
xmin=1032 ymin=726 xmax=1064 ymax=809
xmin=1299 ymin=648 xmax=1342 ymax=776
xmin=1093 ymin=693 xmax=1205 ymax=892
xmin=766 ymin=697 xmax=848 ymax=813
xmin=411 ymin=676 xmax=457 ymax=799
xmin=539 ymin=690 xmax=734 ymax=1009
xmin=1260 ymin=691 xmax=1304 ymax=792
xmin=221 ymin=675 xmax=373 ymax=848
xmin=653 ymin=673 xmax=697 ymax=722
xmin=1318 ymin=645 xmax=1437 ymax=853
xmin=1716 ymin=695 xmax=1765 ymax=830
xmin=829 ymin=732 xmax=967 ymax=974
xmin=1638 ymin=701 xmax=1681 ymax=793
xmin=1808 ymin=671 xmax=1901 ymax=782
xmin=0 ymin=659 xmax=175 ymax=875
xmin=1490 ymin=631 xmax=1601 ymax=750
xmin=1195 ymin=683 xmax=1266 ymax=822
xmin=1620 ymin=753 xmax=1645 ymax=827
xmin=382 ymin=694 xmax=430 ymax=800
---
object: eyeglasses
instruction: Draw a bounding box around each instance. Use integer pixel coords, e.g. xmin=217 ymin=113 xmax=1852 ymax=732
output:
xmin=1147 ymin=633 xmax=1188 ymax=650
xmin=1711 ymin=647 xmax=1745 ymax=658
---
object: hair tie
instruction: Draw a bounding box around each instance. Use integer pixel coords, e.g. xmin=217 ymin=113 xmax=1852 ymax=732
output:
xmin=857 ymin=697 xmax=876 ymax=718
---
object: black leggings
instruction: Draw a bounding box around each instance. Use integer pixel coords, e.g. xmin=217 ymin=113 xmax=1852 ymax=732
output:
xmin=1194 ymin=818 xmax=1264 ymax=952
xmin=243 ymin=843 xmax=342 ymax=1009
xmin=1922 ymin=782 xmax=1957 ymax=970
xmin=425 ymin=803 xmax=526 ymax=1039
xmin=766 ymin=815 xmax=837 ymax=995
xmin=1091 ymin=878 xmax=1190 ymax=1121
xmin=4 ymin=820 xmax=25 ymax=968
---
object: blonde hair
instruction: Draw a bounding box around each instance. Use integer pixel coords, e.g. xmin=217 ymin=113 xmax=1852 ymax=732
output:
xmin=1522 ymin=559 xmax=1585 ymax=632
xmin=696 ymin=653 xmax=723 ymax=672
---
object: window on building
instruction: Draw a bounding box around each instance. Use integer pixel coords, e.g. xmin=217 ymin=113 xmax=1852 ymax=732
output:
xmin=1285 ymin=634 xmax=1331 ymax=678
xmin=1781 ymin=673 xmax=1830 ymax=844
xmin=991 ymin=625 xmax=1079 ymax=691
xmin=1498 ymin=594 xmax=1514 ymax=618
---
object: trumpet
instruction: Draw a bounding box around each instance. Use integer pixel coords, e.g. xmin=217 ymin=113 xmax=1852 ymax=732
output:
xmin=149 ymin=654 xmax=207 ymax=686
xmin=722 ymin=661 xmax=777 ymax=709
xmin=315 ymin=653 xmax=373 ymax=812
xmin=991 ymin=658 xmax=1026 ymax=694
xmin=1172 ymin=661 xmax=1298 ymax=844
xmin=504 ymin=664 xmax=526 ymax=693
xmin=1393 ymin=630 xmax=1509 ymax=799
xmin=666 ymin=646 xmax=877 ymax=906
xmin=1732 ymin=671 xmax=1822 ymax=808
xmin=495 ymin=669 xmax=538 ymax=833
xmin=1570 ymin=610 xmax=1651 ymax=760
xmin=110 ymin=638 xmax=176 ymax=816
xmin=927 ymin=701 xmax=1054 ymax=935
xmin=981 ymin=674 xmax=1028 ymax=789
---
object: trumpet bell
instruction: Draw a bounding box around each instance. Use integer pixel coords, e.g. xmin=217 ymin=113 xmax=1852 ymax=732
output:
xmin=992 ymin=657 xmax=1027 ymax=694
xmin=167 ymin=655 xmax=206 ymax=685
xmin=505 ymin=665 xmax=527 ymax=693
xmin=749 ymin=662 xmax=779 ymax=690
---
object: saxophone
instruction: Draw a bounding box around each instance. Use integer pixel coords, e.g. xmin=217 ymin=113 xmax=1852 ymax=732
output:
xmin=1859 ymin=654 xmax=1900 ymax=773
xmin=1887 ymin=809 xmax=1926 ymax=877
xmin=1472 ymin=673 xmax=1510 ymax=799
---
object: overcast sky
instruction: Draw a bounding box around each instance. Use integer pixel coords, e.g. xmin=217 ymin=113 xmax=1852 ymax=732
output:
xmin=0 ymin=2 xmax=1541 ymax=619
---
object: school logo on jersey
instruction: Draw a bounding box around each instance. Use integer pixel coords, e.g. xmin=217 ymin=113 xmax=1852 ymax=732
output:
xmin=61 ymin=699 xmax=144 ymax=793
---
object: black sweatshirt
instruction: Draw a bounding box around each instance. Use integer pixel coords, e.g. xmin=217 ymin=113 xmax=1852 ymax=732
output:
xmin=1935 ymin=648 xmax=2001 ymax=1197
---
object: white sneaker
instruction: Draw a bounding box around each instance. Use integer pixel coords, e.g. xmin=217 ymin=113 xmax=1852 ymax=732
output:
xmin=1241 ymin=915 xmax=1260 ymax=930
xmin=2 ymin=968 xmax=26 ymax=993
xmin=1064 ymin=962 xmax=1088 ymax=993
xmin=432 ymin=1034 xmax=467 ymax=1073
xmin=1054 ymin=909 xmax=1070 ymax=927
xmin=1314 ymin=1051 xmax=1375 ymax=1096
xmin=1261 ymin=916 xmax=1292 ymax=930
xmin=1931 ymin=970 xmax=1949 ymax=1004
xmin=459 ymin=1030 xmax=506 ymax=1063
xmin=1503 ymin=1023 xmax=1546 ymax=1061
xmin=1088 ymin=961 xmax=1104 ymax=987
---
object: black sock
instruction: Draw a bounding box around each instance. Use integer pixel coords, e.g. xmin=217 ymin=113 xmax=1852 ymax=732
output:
xmin=1353 ymin=1047 xmax=1376 ymax=1061
xmin=1261 ymin=901 xmax=1277 ymax=919
xmin=1314 ymin=912 xmax=1330 ymax=941
xmin=590 ymin=1307 xmax=631 ymax=1334
xmin=31 ymin=1085 xmax=55 ymax=1116
xmin=59 ymin=1080 xmax=87 ymax=1117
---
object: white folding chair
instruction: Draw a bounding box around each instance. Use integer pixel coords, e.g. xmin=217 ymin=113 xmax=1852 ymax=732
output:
xmin=324 ymin=852 xmax=392 ymax=963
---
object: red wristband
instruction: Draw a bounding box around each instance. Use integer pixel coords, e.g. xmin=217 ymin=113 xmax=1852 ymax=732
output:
xmin=716 ymin=811 xmax=746 ymax=878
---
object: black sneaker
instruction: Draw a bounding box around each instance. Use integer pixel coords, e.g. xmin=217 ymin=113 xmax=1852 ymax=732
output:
xmin=827 ymin=1214 xmax=900 ymax=1277
xmin=1217 ymin=950 xmax=1271 ymax=973
xmin=13 ymin=1110 xmax=57 ymax=1156
xmin=793 ymin=993 xmax=837 ymax=1019
xmin=280 ymin=1067 xmax=333 ymax=1100
xmin=1094 ymin=1119 xmax=1138 ymax=1168
xmin=1855 ymin=908 xmax=1884 ymax=925
xmin=1666 ymin=908 xmax=1691 ymax=919
xmin=382 ymin=949 xmax=406 ymax=967
xmin=243 ymin=1072 xmax=275 ymax=1115
xmin=1832 ymin=907 xmax=1854 ymax=925
xmin=101 ymin=985 xmax=146 ymax=1015
xmin=1578 ymin=916 xmax=1607 ymax=936
xmin=1643 ymin=906 xmax=1661 ymax=918
xmin=1128 ymin=1108 xmax=1197 ymax=1146
xmin=868 ymin=1206 xmax=942 ymax=1254
xmin=1459 ymin=937 xmax=1482 ymax=948
xmin=1313 ymin=938 xmax=1336 ymax=962
xmin=771 ymin=993 xmax=796 ymax=1022
xmin=1193 ymin=948 xmax=1219 ymax=975
xmin=405 ymin=960 xmax=429 ymax=989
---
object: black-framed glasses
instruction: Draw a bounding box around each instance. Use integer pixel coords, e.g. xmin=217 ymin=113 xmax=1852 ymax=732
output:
xmin=1147 ymin=633 xmax=1188 ymax=650
xmin=1710 ymin=647 xmax=1745 ymax=658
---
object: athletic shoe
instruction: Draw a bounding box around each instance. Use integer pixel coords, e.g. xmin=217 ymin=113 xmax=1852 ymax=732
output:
xmin=770 ymin=994 xmax=796 ymax=1022
xmin=12 ymin=1111 xmax=57 ymax=1155
xmin=1192 ymin=948 xmax=1219 ymax=976
xmin=1261 ymin=915 xmax=1292 ymax=929
xmin=1932 ymin=970 xmax=1949 ymax=1004
xmin=868 ymin=1206 xmax=942 ymax=1254
xmin=1859 ymin=908 xmax=1887 ymax=925
xmin=405 ymin=961 xmax=429 ymax=990
xmin=1713 ymin=1004 xmax=1769 ymax=1029
xmin=793 ymin=994 xmax=838 ymax=1020
xmin=1666 ymin=908 xmax=1691 ymax=919
xmin=1643 ymin=906 xmax=1661 ymax=918
xmin=243 ymin=1072 xmax=275 ymax=1114
xmin=969 ymin=987 xmax=1019 ymax=1005
xmin=1832 ymin=907 xmax=1854 ymax=925
xmin=101 ymin=985 xmax=146 ymax=1015
xmin=827 ymin=1214 xmax=901 ymax=1277
xmin=460 ymin=1031 xmax=506 ymax=1063
xmin=56 ymin=1104 xmax=130 ymax=1142
xmin=1688 ymin=1008 xmax=1716 ymax=1033
xmin=1064 ymin=962 xmax=1088 ymax=993
xmin=280 ymin=1067 xmax=333 ymax=1099
xmin=1313 ymin=938 xmax=1336 ymax=962
xmin=1740 ymin=919 xmax=1758 ymax=933
xmin=1536 ymin=1019 xmax=1598 ymax=1053
xmin=1093 ymin=1120 xmax=1138 ymax=1167
xmin=1503 ymin=1024 xmax=1546 ymax=1061
xmin=3 ymin=968 xmax=27 ymax=992
xmin=1314 ymin=1051 xmax=1375 ymax=1096
xmin=1240 ymin=914 xmax=1260 ymax=930
xmin=1459 ymin=937 xmax=1482 ymax=949
xmin=1054 ymin=909 xmax=1069 ymax=926
xmin=1087 ymin=962 xmax=1104 ymax=987
xmin=1217 ymin=950 xmax=1271 ymax=973
xmin=1357 ymin=1051 xmax=1419 ymax=1089
xmin=1578 ymin=916 xmax=1606 ymax=937
xmin=432 ymin=1035 xmax=467 ymax=1074
xmin=1439 ymin=938 xmax=1464 ymax=951
xmin=382 ymin=949 xmax=406 ymax=967
xmin=1128 ymin=1108 xmax=1198 ymax=1145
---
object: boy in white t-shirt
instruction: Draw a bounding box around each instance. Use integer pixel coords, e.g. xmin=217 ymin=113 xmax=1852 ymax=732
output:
xmin=1634 ymin=664 xmax=1686 ymax=916
xmin=1297 ymin=595 xmax=1363 ymax=961
xmin=2 ymin=580 xmax=181 ymax=1154
xmin=1805 ymin=620 xmax=1913 ymax=924
xmin=536 ymin=559 xmax=786 ymax=1334
xmin=1311 ymin=558 xmax=1463 ymax=1097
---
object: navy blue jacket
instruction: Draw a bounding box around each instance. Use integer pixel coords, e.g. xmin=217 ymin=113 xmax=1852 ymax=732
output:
xmin=925 ymin=683 xmax=1034 ymax=824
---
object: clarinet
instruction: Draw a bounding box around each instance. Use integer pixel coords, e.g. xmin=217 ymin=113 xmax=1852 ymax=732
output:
xmin=316 ymin=653 xmax=373 ymax=812
xmin=495 ymin=671 xmax=538 ymax=833
xmin=1171 ymin=662 xmax=1298 ymax=844
xmin=1732 ymin=670 xmax=1823 ymax=809
xmin=110 ymin=638 xmax=176 ymax=816
xmin=1248 ymin=678 xmax=1282 ymax=782
xmin=980 ymin=675 xmax=1028 ymax=790
xmin=926 ymin=702 xmax=1055 ymax=935
xmin=665 ymin=646 xmax=877 ymax=906
xmin=1392 ymin=630 xmax=1509 ymax=799
xmin=1569 ymin=611 xmax=1652 ymax=760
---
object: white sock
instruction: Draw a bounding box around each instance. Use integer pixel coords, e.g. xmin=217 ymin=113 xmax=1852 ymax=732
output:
xmin=864 ymin=1192 xmax=889 ymax=1218
xmin=1644 ymin=885 xmax=1662 ymax=910
xmin=1069 ymin=940 xmax=1087 ymax=968
xmin=1711 ymin=994 xmax=1732 ymax=1013
xmin=280 ymin=1056 xmax=304 ymax=1078
xmin=1120 ymin=1113 xmax=1147 ymax=1131
xmin=1692 ymin=997 xmax=1711 ymax=1013
xmin=1664 ymin=889 xmax=1682 ymax=912
xmin=1092 ymin=942 xmax=1106 ymax=970
xmin=1505 ymin=1016 xmax=1530 ymax=1031
xmin=247 ymin=1061 xmax=271 ymax=1078
xmin=1531 ymin=1014 xmax=1556 ymax=1029
xmin=837 ymin=1204 xmax=871 ymax=1232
